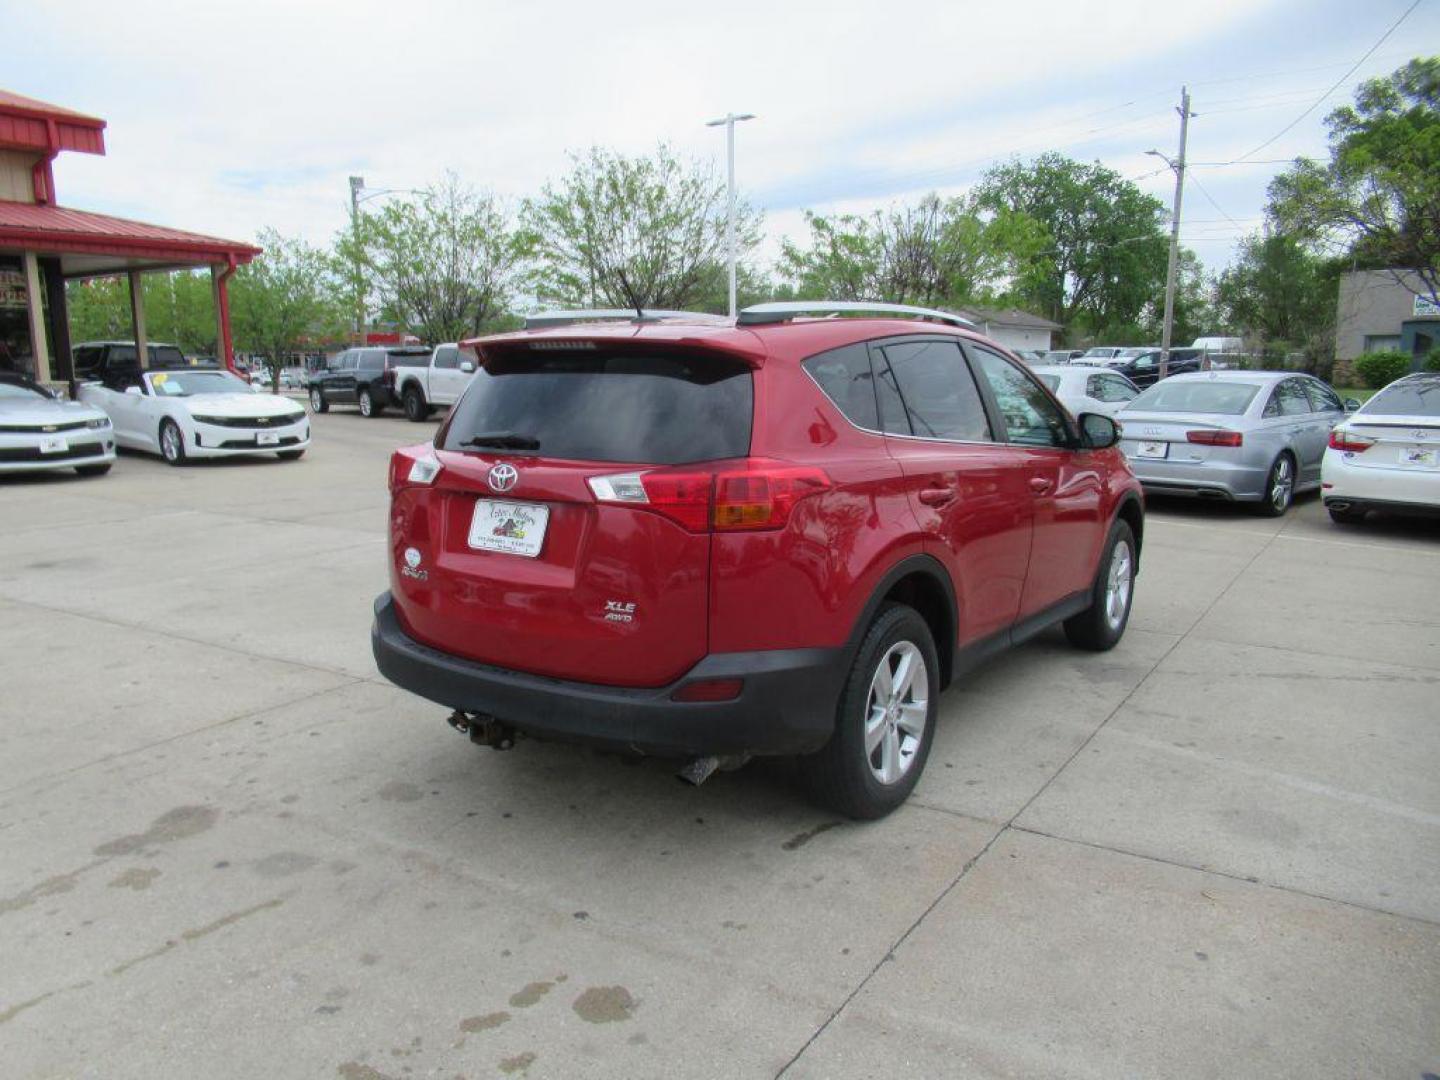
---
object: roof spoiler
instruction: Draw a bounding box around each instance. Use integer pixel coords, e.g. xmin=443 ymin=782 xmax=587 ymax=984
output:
xmin=737 ymin=301 xmax=976 ymax=330
xmin=523 ymin=309 xmax=723 ymax=330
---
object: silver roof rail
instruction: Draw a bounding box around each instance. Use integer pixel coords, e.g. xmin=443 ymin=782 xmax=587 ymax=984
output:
xmin=737 ymin=301 xmax=976 ymax=330
xmin=523 ymin=309 xmax=721 ymax=330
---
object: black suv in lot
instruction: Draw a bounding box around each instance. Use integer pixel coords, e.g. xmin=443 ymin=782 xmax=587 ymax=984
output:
xmin=308 ymin=346 xmax=430 ymax=417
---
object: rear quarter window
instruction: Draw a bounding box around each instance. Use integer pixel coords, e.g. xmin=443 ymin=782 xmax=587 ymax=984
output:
xmin=442 ymin=348 xmax=752 ymax=464
xmin=803 ymin=343 xmax=878 ymax=430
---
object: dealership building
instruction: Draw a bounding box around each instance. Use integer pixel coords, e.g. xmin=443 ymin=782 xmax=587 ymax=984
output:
xmin=0 ymin=88 xmax=259 ymax=387
xmin=1334 ymin=268 xmax=1440 ymax=369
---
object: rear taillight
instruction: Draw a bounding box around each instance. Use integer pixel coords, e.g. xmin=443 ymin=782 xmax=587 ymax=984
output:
xmin=380 ymin=367 xmax=397 ymax=388
xmin=1329 ymin=430 xmax=1375 ymax=452
xmin=390 ymin=447 xmax=441 ymax=492
xmin=588 ymin=460 xmax=831 ymax=533
xmin=1186 ymin=430 xmax=1243 ymax=447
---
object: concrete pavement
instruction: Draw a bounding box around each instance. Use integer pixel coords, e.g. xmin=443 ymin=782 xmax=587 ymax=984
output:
xmin=2 ymin=411 xmax=1437 ymax=1079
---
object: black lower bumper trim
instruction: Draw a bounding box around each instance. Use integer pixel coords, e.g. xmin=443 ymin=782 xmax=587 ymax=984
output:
xmin=370 ymin=593 xmax=845 ymax=757
xmin=1324 ymin=496 xmax=1440 ymax=519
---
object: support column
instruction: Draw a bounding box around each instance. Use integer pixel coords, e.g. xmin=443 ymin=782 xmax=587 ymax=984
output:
xmin=22 ymin=252 xmax=51 ymax=383
xmin=128 ymin=268 xmax=147 ymax=369
xmin=39 ymin=257 xmax=73 ymax=389
xmin=211 ymin=262 xmax=237 ymax=372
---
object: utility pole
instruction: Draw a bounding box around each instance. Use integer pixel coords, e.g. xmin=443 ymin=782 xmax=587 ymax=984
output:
xmin=1148 ymin=88 xmax=1192 ymax=381
xmin=706 ymin=112 xmax=755 ymax=318
xmin=349 ymin=175 xmax=364 ymax=345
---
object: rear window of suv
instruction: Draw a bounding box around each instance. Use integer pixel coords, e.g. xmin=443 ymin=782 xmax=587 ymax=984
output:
xmin=441 ymin=349 xmax=753 ymax=464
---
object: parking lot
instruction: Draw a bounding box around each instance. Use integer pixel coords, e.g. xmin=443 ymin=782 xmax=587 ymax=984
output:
xmin=2 ymin=409 xmax=1438 ymax=1079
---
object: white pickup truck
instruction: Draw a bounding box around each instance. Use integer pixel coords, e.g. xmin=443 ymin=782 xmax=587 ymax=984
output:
xmin=390 ymin=343 xmax=475 ymax=422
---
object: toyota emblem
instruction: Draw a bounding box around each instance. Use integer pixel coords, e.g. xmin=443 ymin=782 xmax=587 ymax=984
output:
xmin=487 ymin=463 xmax=518 ymax=493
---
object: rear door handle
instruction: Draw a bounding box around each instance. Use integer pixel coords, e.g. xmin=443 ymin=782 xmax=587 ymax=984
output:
xmin=1029 ymin=477 xmax=1055 ymax=495
xmin=918 ymin=487 xmax=957 ymax=507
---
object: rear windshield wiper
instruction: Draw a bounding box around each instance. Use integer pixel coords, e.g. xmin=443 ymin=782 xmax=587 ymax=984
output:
xmin=458 ymin=431 xmax=541 ymax=451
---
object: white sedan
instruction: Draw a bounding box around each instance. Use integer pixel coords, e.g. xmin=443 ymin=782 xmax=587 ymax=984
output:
xmin=1322 ymin=372 xmax=1439 ymax=524
xmin=0 ymin=373 xmax=115 ymax=476
xmin=79 ymin=367 xmax=310 ymax=466
xmin=1030 ymin=364 xmax=1140 ymax=419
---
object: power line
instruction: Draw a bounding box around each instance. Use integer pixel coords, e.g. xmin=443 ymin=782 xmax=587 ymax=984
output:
xmin=1187 ymin=172 xmax=1248 ymax=231
xmin=1231 ymin=0 xmax=1422 ymax=163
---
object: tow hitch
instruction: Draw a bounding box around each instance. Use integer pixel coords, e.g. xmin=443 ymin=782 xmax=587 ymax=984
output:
xmin=446 ymin=710 xmax=517 ymax=751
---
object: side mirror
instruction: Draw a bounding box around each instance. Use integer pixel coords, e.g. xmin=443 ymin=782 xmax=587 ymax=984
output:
xmin=1078 ymin=411 xmax=1120 ymax=450
xmin=459 ymin=361 xmax=476 ymax=374
xmin=1343 ymin=398 xmax=1361 ymax=412
xmin=124 ymin=385 xmax=142 ymax=396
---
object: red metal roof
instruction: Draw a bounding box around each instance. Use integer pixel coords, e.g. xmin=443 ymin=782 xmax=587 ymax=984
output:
xmin=0 ymin=89 xmax=106 ymax=156
xmin=0 ymin=200 xmax=261 ymax=264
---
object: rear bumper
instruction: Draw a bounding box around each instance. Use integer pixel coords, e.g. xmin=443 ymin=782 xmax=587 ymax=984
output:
xmin=1324 ymin=495 xmax=1440 ymax=518
xmin=1122 ymin=452 xmax=1266 ymax=502
xmin=371 ymin=592 xmax=845 ymax=757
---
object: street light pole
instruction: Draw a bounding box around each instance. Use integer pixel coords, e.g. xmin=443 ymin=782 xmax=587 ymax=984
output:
xmin=706 ymin=112 xmax=755 ymax=318
xmin=348 ymin=175 xmax=364 ymax=345
xmin=1147 ymin=87 xmax=1192 ymax=381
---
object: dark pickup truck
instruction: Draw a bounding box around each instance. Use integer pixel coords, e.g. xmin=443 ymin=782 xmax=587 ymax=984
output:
xmin=306 ymin=346 xmax=430 ymax=417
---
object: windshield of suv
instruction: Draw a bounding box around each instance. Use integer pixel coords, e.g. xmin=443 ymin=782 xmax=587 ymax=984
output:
xmin=441 ymin=349 xmax=753 ymax=464
xmin=1360 ymin=378 xmax=1440 ymax=417
xmin=148 ymin=370 xmax=250 ymax=396
xmin=1127 ymin=380 xmax=1260 ymax=415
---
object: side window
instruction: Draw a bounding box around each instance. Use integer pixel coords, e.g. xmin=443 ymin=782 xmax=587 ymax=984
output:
xmin=1274 ymin=379 xmax=1312 ymax=416
xmin=110 ymin=345 xmax=137 ymax=365
xmin=1106 ymin=376 xmax=1139 ymax=403
xmin=879 ymin=340 xmax=991 ymax=442
xmin=361 ymin=351 xmax=385 ymax=372
xmin=341 ymin=352 xmax=359 ymax=371
xmin=1303 ymin=379 xmax=1343 ymax=413
xmin=433 ymin=346 xmax=459 ymax=370
xmin=73 ymin=346 xmax=101 ymax=372
xmin=969 ymin=346 xmax=1070 ymax=448
xmin=1086 ymin=374 xmax=1107 ymax=400
xmin=802 ymin=343 xmax=878 ymax=431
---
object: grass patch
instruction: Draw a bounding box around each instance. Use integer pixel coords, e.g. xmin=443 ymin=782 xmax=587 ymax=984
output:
xmin=1334 ymin=387 xmax=1377 ymax=403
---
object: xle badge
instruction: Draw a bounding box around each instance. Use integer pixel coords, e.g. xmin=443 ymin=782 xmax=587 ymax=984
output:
xmin=603 ymin=600 xmax=636 ymax=624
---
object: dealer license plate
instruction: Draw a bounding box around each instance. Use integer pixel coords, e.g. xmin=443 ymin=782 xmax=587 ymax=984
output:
xmin=256 ymin=431 xmax=281 ymax=446
xmin=468 ymin=499 xmax=550 ymax=558
xmin=1134 ymin=440 xmax=1168 ymax=459
xmin=1400 ymin=445 xmax=1437 ymax=468
xmin=39 ymin=435 xmax=68 ymax=454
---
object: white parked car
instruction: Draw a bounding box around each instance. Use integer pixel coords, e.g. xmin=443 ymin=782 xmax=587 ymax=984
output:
xmin=0 ymin=373 xmax=115 ymax=477
xmin=78 ymin=367 xmax=310 ymax=466
xmin=1031 ymin=364 xmax=1139 ymax=419
xmin=1322 ymin=372 xmax=1439 ymax=524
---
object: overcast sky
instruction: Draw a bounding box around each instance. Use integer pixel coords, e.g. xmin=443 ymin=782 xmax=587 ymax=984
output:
xmin=7 ymin=0 xmax=1440 ymax=282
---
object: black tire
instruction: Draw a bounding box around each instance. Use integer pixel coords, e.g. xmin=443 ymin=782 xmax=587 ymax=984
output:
xmin=359 ymin=389 xmax=382 ymax=418
xmin=1064 ymin=519 xmax=1136 ymax=652
xmin=1328 ymin=505 xmax=1366 ymax=525
xmin=799 ymin=603 xmax=940 ymax=820
xmin=309 ymin=386 xmax=329 ymax=413
xmin=1253 ymin=453 xmax=1296 ymax=517
xmin=159 ymin=418 xmax=187 ymax=466
xmin=277 ymin=449 xmax=305 ymax=461
xmin=403 ymin=386 xmax=428 ymax=422
xmin=74 ymin=463 xmax=112 ymax=477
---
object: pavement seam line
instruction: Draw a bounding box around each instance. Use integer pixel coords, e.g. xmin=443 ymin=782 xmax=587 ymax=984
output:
xmin=775 ymin=523 xmax=1287 ymax=1077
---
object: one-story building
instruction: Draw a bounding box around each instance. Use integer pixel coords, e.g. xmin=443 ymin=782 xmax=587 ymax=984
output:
xmin=949 ymin=304 xmax=1062 ymax=352
xmin=0 ymin=88 xmax=260 ymax=388
xmin=1334 ymin=268 xmax=1439 ymax=370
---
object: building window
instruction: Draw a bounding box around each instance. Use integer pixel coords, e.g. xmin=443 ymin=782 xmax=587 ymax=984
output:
xmin=1363 ymin=335 xmax=1402 ymax=353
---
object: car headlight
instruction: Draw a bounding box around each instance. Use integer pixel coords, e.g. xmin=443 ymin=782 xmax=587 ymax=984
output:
xmin=85 ymin=417 xmax=111 ymax=429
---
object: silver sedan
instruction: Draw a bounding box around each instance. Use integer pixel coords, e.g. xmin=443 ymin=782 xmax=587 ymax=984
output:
xmin=1117 ymin=371 xmax=1351 ymax=515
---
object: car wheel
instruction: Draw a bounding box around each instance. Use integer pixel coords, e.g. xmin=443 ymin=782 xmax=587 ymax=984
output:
xmin=159 ymin=418 xmax=187 ymax=466
xmin=800 ymin=603 xmax=939 ymax=820
xmin=1328 ymin=505 xmax=1366 ymax=525
xmin=403 ymin=387 xmax=428 ymax=422
xmin=74 ymin=463 xmax=112 ymax=478
xmin=277 ymin=449 xmax=305 ymax=461
xmin=309 ymin=387 xmax=328 ymax=413
xmin=1254 ymin=453 xmax=1295 ymax=517
xmin=359 ymin=389 xmax=381 ymax=418
xmin=1063 ymin=519 xmax=1136 ymax=651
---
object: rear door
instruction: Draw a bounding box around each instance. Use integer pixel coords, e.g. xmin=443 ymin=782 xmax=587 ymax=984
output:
xmin=1300 ymin=377 xmax=1346 ymax=481
xmin=968 ymin=344 xmax=1105 ymax=619
xmin=394 ymin=344 xmax=754 ymax=687
xmin=1264 ymin=378 xmax=1317 ymax=478
xmin=872 ymin=337 xmax=1033 ymax=644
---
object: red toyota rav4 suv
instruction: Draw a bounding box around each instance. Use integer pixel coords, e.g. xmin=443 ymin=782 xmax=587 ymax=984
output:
xmin=373 ymin=303 xmax=1143 ymax=819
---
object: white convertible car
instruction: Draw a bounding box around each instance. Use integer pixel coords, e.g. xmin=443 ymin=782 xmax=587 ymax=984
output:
xmin=79 ymin=367 xmax=310 ymax=465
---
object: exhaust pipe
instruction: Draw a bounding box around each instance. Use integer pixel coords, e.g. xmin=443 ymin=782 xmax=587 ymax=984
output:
xmin=446 ymin=710 xmax=516 ymax=750
xmin=1327 ymin=500 xmax=1351 ymax=511
xmin=676 ymin=753 xmax=750 ymax=787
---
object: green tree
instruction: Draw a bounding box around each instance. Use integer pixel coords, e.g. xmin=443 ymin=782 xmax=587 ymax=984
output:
xmin=973 ymin=153 xmax=1169 ymax=336
xmin=1268 ymin=56 xmax=1440 ymax=304
xmin=1140 ymin=248 xmax=1215 ymax=347
xmin=65 ymin=275 xmax=131 ymax=342
xmin=231 ymin=229 xmax=343 ymax=393
xmin=338 ymin=173 xmax=529 ymax=343
xmin=524 ymin=144 xmax=760 ymax=311
xmin=66 ymin=271 xmax=219 ymax=355
xmin=1216 ymin=233 xmax=1339 ymax=373
xmin=778 ymin=194 xmax=1045 ymax=308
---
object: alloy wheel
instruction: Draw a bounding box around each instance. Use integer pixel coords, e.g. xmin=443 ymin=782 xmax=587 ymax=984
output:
xmin=1271 ymin=457 xmax=1293 ymax=512
xmin=161 ymin=423 xmax=180 ymax=462
xmin=1105 ymin=541 xmax=1133 ymax=631
xmin=864 ymin=641 xmax=928 ymax=785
